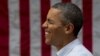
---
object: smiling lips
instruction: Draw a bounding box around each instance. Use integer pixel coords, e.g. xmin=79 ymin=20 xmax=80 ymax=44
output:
xmin=45 ymin=32 xmax=49 ymax=35
xmin=45 ymin=30 xmax=50 ymax=36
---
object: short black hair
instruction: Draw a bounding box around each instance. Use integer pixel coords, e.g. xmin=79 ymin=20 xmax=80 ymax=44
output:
xmin=52 ymin=2 xmax=83 ymax=36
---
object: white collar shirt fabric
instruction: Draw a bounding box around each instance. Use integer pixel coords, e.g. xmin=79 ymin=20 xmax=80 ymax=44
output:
xmin=57 ymin=39 xmax=93 ymax=56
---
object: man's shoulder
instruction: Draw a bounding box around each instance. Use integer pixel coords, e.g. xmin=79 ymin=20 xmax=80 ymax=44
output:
xmin=67 ymin=44 xmax=93 ymax=56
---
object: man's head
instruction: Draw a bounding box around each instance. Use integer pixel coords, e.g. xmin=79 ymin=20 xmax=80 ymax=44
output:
xmin=52 ymin=2 xmax=83 ymax=36
xmin=42 ymin=2 xmax=83 ymax=47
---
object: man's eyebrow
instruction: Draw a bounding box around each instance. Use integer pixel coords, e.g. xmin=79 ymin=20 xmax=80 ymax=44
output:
xmin=47 ymin=18 xmax=55 ymax=23
xmin=47 ymin=18 xmax=52 ymax=21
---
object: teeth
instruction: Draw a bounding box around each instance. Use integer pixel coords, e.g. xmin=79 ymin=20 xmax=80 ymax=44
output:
xmin=45 ymin=32 xmax=48 ymax=34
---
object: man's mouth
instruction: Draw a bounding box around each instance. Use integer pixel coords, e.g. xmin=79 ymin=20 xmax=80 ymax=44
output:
xmin=45 ymin=32 xmax=49 ymax=37
xmin=45 ymin=30 xmax=51 ymax=36
xmin=44 ymin=28 xmax=52 ymax=37
xmin=45 ymin=32 xmax=49 ymax=35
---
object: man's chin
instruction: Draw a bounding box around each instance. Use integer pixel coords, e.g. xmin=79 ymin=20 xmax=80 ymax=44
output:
xmin=45 ymin=40 xmax=51 ymax=45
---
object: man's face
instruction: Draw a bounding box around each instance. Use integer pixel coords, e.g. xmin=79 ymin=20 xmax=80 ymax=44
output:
xmin=42 ymin=8 xmax=66 ymax=45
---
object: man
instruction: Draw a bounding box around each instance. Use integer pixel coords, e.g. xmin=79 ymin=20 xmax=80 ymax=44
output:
xmin=42 ymin=2 xmax=93 ymax=56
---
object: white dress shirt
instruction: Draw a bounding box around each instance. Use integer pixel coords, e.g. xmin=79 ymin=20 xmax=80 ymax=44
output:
xmin=57 ymin=39 xmax=93 ymax=56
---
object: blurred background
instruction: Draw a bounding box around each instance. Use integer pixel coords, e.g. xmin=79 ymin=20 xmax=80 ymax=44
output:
xmin=0 ymin=0 xmax=100 ymax=56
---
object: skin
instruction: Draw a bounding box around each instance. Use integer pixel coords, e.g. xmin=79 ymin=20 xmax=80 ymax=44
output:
xmin=42 ymin=8 xmax=75 ymax=50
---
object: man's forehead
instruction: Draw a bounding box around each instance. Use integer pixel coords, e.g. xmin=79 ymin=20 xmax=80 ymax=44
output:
xmin=48 ymin=8 xmax=61 ymax=14
xmin=47 ymin=8 xmax=62 ymax=18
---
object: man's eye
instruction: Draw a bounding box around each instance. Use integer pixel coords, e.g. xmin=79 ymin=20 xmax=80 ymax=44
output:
xmin=48 ymin=20 xmax=54 ymax=24
xmin=47 ymin=19 xmax=54 ymax=24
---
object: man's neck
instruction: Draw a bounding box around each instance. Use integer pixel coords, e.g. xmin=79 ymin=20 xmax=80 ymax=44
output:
xmin=56 ymin=35 xmax=76 ymax=51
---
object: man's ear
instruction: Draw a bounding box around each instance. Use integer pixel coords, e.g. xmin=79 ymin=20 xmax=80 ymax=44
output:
xmin=64 ymin=23 xmax=74 ymax=34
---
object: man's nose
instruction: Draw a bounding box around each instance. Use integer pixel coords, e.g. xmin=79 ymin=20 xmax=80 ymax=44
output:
xmin=42 ymin=21 xmax=47 ymax=28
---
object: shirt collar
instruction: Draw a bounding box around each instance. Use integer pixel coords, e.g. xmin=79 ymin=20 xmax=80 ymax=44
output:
xmin=57 ymin=39 xmax=81 ymax=56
